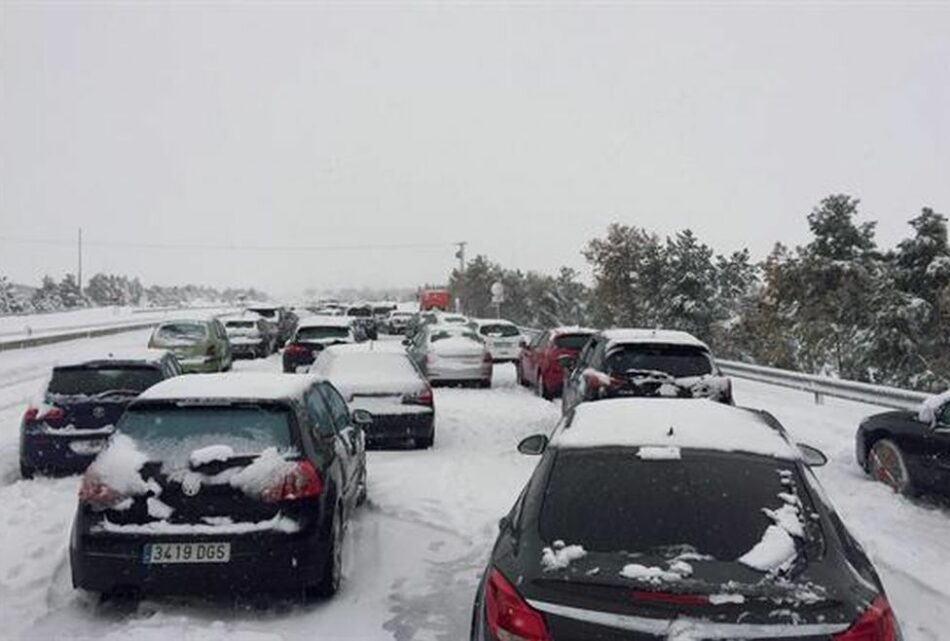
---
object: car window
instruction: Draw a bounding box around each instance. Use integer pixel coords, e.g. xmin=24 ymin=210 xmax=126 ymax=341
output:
xmin=540 ymin=449 xmax=811 ymax=561
xmin=297 ymin=325 xmax=350 ymax=341
xmin=530 ymin=331 xmax=548 ymax=349
xmin=47 ymin=365 xmax=163 ymax=396
xmin=479 ymin=323 xmax=520 ymax=337
xmin=605 ymin=344 xmax=713 ymax=377
xmin=152 ymin=322 xmax=208 ymax=346
xmin=938 ymin=402 xmax=950 ymax=426
xmin=319 ymin=383 xmax=351 ymax=431
xmin=576 ymin=337 xmax=596 ymax=366
xmin=554 ymin=333 xmax=593 ymax=350
xmin=306 ymin=387 xmax=336 ymax=437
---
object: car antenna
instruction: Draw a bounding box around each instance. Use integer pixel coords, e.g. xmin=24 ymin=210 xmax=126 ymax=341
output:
xmin=667 ymin=426 xmax=674 ymax=437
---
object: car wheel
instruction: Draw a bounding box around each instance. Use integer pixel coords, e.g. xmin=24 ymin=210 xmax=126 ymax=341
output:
xmin=19 ymin=462 xmax=35 ymax=480
xmin=868 ymin=439 xmax=915 ymax=495
xmin=312 ymin=505 xmax=343 ymax=598
xmin=417 ymin=431 xmax=435 ymax=449
xmin=516 ymin=363 xmax=525 ymax=386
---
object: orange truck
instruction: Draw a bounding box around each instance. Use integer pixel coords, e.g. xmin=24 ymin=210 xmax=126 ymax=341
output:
xmin=420 ymin=289 xmax=451 ymax=311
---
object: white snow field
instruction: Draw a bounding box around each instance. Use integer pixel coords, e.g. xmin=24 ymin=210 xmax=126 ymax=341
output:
xmin=0 ymin=331 xmax=947 ymax=640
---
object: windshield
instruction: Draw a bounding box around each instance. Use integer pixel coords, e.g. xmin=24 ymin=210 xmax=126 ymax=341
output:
xmin=296 ymin=326 xmax=350 ymax=341
xmin=540 ymin=449 xmax=807 ymax=561
xmin=554 ymin=333 xmax=593 ymax=350
xmin=118 ymin=404 xmax=293 ymax=469
xmin=430 ymin=329 xmax=481 ymax=343
xmin=479 ymin=324 xmax=519 ymax=337
xmin=48 ymin=366 xmax=163 ymax=397
xmin=605 ymin=344 xmax=713 ymax=377
xmin=347 ymin=307 xmax=372 ymax=317
xmin=225 ymin=321 xmax=256 ymax=329
xmin=152 ymin=322 xmax=208 ymax=345
xmin=248 ymin=308 xmax=276 ymax=318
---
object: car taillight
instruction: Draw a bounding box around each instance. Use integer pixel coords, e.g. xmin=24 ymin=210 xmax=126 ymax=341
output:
xmin=484 ymin=568 xmax=551 ymax=641
xmin=285 ymin=343 xmax=309 ymax=357
xmin=25 ymin=406 xmax=65 ymax=425
xmin=404 ymin=387 xmax=434 ymax=406
xmin=78 ymin=472 xmax=123 ymax=509
xmin=23 ymin=407 xmax=39 ymax=423
xmin=262 ymin=460 xmax=324 ymax=502
xmin=483 ymin=351 xmax=493 ymax=364
xmin=833 ymin=595 xmax=897 ymax=641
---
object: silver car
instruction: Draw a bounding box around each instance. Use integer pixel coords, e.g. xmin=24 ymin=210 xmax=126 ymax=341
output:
xmin=406 ymin=324 xmax=492 ymax=388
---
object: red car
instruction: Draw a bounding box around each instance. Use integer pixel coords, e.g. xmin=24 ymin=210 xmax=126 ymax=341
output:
xmin=518 ymin=327 xmax=595 ymax=399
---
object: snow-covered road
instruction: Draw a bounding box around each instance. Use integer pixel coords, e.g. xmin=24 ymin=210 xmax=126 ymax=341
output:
xmin=0 ymin=332 xmax=947 ymax=640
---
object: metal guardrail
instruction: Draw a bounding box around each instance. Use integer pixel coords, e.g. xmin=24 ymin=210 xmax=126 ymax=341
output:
xmin=0 ymin=322 xmax=159 ymax=352
xmin=717 ymin=359 xmax=930 ymax=411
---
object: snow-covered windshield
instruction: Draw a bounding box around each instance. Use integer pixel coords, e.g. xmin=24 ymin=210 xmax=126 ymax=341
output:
xmin=153 ymin=322 xmax=208 ymax=345
xmin=605 ymin=344 xmax=712 ymax=377
xmin=248 ymin=308 xmax=277 ymax=318
xmin=479 ymin=324 xmax=519 ymax=337
xmin=540 ymin=449 xmax=808 ymax=562
xmin=296 ymin=326 xmax=350 ymax=341
xmin=48 ymin=366 xmax=162 ymax=396
xmin=118 ymin=404 xmax=293 ymax=469
xmin=554 ymin=333 xmax=593 ymax=350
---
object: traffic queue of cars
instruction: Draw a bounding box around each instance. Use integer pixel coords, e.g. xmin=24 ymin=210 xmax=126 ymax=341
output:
xmin=14 ymin=302 xmax=948 ymax=640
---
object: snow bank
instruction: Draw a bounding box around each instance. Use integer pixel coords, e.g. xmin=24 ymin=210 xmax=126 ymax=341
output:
xmin=620 ymin=561 xmax=693 ymax=583
xmin=917 ymin=390 xmax=950 ymax=425
xmin=189 ymin=444 xmax=236 ymax=467
xmin=88 ymin=433 xmax=151 ymax=496
xmin=541 ymin=540 xmax=587 ymax=571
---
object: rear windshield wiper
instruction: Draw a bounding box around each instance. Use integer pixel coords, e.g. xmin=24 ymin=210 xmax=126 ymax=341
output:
xmin=93 ymin=388 xmax=143 ymax=399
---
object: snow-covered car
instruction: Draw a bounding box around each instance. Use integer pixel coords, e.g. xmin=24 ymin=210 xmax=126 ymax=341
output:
xmin=855 ymin=390 xmax=950 ymax=497
xmin=311 ymin=344 xmax=435 ymax=448
xmin=473 ymin=398 xmax=901 ymax=641
xmin=246 ymin=304 xmax=297 ymax=348
xmin=560 ymin=328 xmax=732 ymax=414
xmin=19 ymin=349 xmax=182 ymax=479
xmin=147 ymin=318 xmax=233 ymax=373
xmin=69 ymin=373 xmax=369 ymax=598
xmin=282 ymin=316 xmax=359 ymax=373
xmin=407 ymin=324 xmax=492 ymax=388
xmin=469 ymin=319 xmax=523 ymax=363
xmin=385 ymin=310 xmax=416 ymax=335
xmin=221 ymin=313 xmax=275 ymax=359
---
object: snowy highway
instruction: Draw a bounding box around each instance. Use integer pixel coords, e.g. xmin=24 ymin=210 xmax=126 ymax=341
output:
xmin=0 ymin=331 xmax=948 ymax=641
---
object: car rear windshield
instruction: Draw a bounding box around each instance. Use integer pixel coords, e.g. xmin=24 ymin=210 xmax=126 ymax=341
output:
xmin=48 ymin=366 xmax=163 ymax=396
xmin=431 ymin=329 xmax=480 ymax=343
xmin=479 ymin=324 xmax=520 ymax=337
xmin=347 ymin=307 xmax=372 ymax=317
xmin=225 ymin=321 xmax=256 ymax=329
xmin=118 ymin=404 xmax=294 ymax=469
xmin=554 ymin=333 xmax=592 ymax=350
xmin=296 ymin=326 xmax=350 ymax=341
xmin=248 ymin=308 xmax=276 ymax=318
xmin=539 ymin=449 xmax=804 ymax=561
xmin=605 ymin=344 xmax=713 ymax=377
xmin=153 ymin=322 xmax=208 ymax=345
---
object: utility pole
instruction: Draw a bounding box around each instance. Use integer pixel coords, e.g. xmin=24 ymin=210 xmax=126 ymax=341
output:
xmin=455 ymin=241 xmax=467 ymax=273
xmin=77 ymin=227 xmax=83 ymax=294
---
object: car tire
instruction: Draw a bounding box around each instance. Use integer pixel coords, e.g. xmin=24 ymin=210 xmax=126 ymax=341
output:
xmin=535 ymin=371 xmax=552 ymax=400
xmin=868 ymin=438 xmax=916 ymax=495
xmin=417 ymin=432 xmax=435 ymax=449
xmin=516 ymin=363 xmax=526 ymax=386
xmin=19 ymin=462 xmax=35 ymax=480
xmin=480 ymin=379 xmax=492 ymax=389
xmin=311 ymin=505 xmax=343 ymax=598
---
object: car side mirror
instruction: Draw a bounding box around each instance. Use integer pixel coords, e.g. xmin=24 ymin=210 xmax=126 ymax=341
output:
xmin=352 ymin=409 xmax=373 ymax=426
xmin=498 ymin=515 xmax=511 ymax=532
xmin=401 ymin=338 xmax=411 ymax=346
xmin=517 ymin=434 xmax=548 ymax=455
xmin=797 ymin=443 xmax=828 ymax=467
xmin=557 ymin=355 xmax=576 ymax=369
xmin=519 ymin=339 xmax=527 ymax=348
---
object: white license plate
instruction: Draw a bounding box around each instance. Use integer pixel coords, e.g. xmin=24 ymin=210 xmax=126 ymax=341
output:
xmin=143 ymin=542 xmax=230 ymax=565
xmin=69 ymin=439 xmax=106 ymax=455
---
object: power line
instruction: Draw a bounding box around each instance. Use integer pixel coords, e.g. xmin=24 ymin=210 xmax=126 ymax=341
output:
xmin=0 ymin=235 xmax=457 ymax=253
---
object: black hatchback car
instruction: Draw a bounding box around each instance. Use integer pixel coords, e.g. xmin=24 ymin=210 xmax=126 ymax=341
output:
xmin=70 ymin=373 xmax=369 ymax=598
xmin=472 ymin=399 xmax=901 ymax=641
xmin=855 ymin=393 xmax=950 ymax=497
xmin=19 ymin=349 xmax=182 ymax=478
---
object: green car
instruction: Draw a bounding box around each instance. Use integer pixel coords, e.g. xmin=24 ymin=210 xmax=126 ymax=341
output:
xmin=147 ymin=318 xmax=233 ymax=373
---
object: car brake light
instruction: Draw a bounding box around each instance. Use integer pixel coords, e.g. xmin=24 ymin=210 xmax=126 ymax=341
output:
xmin=78 ymin=471 xmax=124 ymax=509
xmin=26 ymin=406 xmax=66 ymax=425
xmin=23 ymin=407 xmax=39 ymax=423
xmin=484 ymin=568 xmax=551 ymax=641
xmin=833 ymin=595 xmax=897 ymax=641
xmin=262 ymin=460 xmax=324 ymax=502
xmin=285 ymin=343 xmax=309 ymax=357
xmin=483 ymin=351 xmax=493 ymax=364
xmin=404 ymin=387 xmax=434 ymax=406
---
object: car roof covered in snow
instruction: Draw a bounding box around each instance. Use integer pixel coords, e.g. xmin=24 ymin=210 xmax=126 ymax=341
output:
xmin=600 ymin=328 xmax=709 ymax=350
xmin=154 ymin=314 xmax=220 ymax=326
xmin=296 ymin=315 xmax=354 ymax=329
xmin=219 ymin=311 xmax=264 ymax=322
xmin=56 ymin=348 xmax=173 ymax=369
xmin=554 ymin=398 xmax=797 ymax=460
xmin=548 ymin=325 xmax=597 ymax=336
xmin=321 ymin=341 xmax=410 ymax=355
xmin=470 ymin=318 xmax=518 ymax=327
xmin=138 ymin=372 xmax=323 ymax=402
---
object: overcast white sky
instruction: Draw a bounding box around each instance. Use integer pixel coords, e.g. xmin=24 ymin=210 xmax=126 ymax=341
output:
xmin=1 ymin=1 xmax=948 ymax=296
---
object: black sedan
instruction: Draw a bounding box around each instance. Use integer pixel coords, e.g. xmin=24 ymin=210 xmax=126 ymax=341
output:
xmin=70 ymin=373 xmax=368 ymax=598
xmin=472 ymin=399 xmax=901 ymax=641
xmin=856 ymin=395 xmax=950 ymax=496
xmin=19 ymin=349 xmax=182 ymax=478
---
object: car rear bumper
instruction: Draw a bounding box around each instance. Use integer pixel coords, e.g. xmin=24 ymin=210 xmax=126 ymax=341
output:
xmin=20 ymin=430 xmax=108 ymax=475
xmin=178 ymin=358 xmax=222 ymax=374
xmin=70 ymin=516 xmax=329 ymax=594
xmin=427 ymin=363 xmax=492 ymax=383
xmin=364 ymin=411 xmax=434 ymax=443
xmin=231 ymin=341 xmax=266 ymax=356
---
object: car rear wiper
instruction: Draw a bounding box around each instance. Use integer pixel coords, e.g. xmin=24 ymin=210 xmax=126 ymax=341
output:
xmin=93 ymin=388 xmax=143 ymax=399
